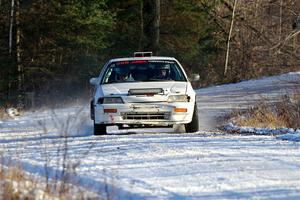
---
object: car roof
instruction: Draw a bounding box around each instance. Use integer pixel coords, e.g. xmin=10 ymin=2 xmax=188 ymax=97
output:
xmin=109 ymin=56 xmax=177 ymax=63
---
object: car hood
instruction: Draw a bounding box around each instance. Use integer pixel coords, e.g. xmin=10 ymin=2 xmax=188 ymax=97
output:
xmin=100 ymin=82 xmax=187 ymax=103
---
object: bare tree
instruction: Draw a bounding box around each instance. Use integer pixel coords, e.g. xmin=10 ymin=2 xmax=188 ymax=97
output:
xmin=16 ymin=0 xmax=23 ymax=108
xmin=9 ymin=0 xmax=15 ymax=55
xmin=224 ymin=0 xmax=237 ymax=77
xmin=139 ymin=0 xmax=144 ymax=51
xmin=279 ymin=0 xmax=283 ymax=41
xmin=217 ymin=0 xmax=300 ymax=81
xmin=154 ymin=0 xmax=160 ymax=54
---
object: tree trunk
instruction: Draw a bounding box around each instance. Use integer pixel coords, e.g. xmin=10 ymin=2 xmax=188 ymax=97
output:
xmin=139 ymin=0 xmax=144 ymax=51
xmin=9 ymin=0 xmax=15 ymax=55
xmin=7 ymin=0 xmax=15 ymax=102
xmin=16 ymin=0 xmax=23 ymax=108
xmin=224 ymin=0 xmax=237 ymax=77
xmin=153 ymin=0 xmax=160 ymax=54
xmin=279 ymin=0 xmax=283 ymax=42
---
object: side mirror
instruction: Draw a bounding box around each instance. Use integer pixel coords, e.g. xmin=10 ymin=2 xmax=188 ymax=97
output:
xmin=189 ymin=74 xmax=200 ymax=81
xmin=89 ymin=77 xmax=98 ymax=85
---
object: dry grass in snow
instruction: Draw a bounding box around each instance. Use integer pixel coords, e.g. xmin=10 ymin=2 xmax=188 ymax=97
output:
xmin=0 ymin=107 xmax=7 ymax=120
xmin=0 ymin=164 xmax=38 ymax=200
xmin=0 ymin=108 xmax=103 ymax=200
xmin=227 ymin=94 xmax=300 ymax=129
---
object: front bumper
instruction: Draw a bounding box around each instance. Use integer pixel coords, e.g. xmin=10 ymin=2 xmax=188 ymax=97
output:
xmin=93 ymin=103 xmax=194 ymax=126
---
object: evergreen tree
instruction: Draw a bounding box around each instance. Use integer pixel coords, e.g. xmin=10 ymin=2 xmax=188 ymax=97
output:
xmin=0 ymin=0 xmax=114 ymax=106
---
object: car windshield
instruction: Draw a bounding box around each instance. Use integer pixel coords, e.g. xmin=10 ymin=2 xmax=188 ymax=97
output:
xmin=101 ymin=60 xmax=187 ymax=84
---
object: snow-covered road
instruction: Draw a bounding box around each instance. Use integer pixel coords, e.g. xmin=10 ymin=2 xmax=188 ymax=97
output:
xmin=1 ymin=72 xmax=300 ymax=199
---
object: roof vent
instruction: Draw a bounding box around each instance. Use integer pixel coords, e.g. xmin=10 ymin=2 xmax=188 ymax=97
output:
xmin=134 ymin=52 xmax=152 ymax=57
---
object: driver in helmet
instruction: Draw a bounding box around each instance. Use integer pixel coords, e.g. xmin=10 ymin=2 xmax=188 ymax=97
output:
xmin=117 ymin=68 xmax=134 ymax=82
xmin=155 ymin=65 xmax=170 ymax=80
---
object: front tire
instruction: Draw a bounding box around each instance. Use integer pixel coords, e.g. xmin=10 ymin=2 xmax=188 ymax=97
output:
xmin=94 ymin=122 xmax=107 ymax=135
xmin=185 ymin=103 xmax=199 ymax=133
xmin=90 ymin=100 xmax=95 ymax=120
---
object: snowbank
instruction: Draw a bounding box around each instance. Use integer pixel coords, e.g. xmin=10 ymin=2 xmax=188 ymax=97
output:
xmin=223 ymin=123 xmax=300 ymax=142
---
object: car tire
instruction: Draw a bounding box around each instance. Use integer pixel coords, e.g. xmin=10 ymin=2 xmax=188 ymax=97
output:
xmin=90 ymin=100 xmax=95 ymax=120
xmin=185 ymin=103 xmax=199 ymax=133
xmin=94 ymin=122 xmax=107 ymax=135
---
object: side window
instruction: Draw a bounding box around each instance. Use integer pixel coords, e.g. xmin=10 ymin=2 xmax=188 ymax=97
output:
xmin=169 ymin=66 xmax=176 ymax=80
xmin=102 ymin=67 xmax=113 ymax=84
xmin=170 ymin=64 xmax=185 ymax=81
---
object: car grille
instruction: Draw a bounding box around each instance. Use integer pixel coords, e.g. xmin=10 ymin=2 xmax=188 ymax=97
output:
xmin=121 ymin=112 xmax=170 ymax=120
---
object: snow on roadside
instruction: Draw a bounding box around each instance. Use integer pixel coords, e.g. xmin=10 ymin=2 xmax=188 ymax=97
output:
xmin=223 ymin=123 xmax=300 ymax=142
xmin=197 ymin=71 xmax=300 ymax=142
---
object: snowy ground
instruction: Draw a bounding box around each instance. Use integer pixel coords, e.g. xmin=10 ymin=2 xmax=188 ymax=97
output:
xmin=1 ymin=72 xmax=300 ymax=199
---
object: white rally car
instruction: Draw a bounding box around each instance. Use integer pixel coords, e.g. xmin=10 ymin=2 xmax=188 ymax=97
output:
xmin=90 ymin=52 xmax=200 ymax=135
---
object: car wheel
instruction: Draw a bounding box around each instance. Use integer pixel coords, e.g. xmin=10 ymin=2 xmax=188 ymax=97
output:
xmin=185 ymin=103 xmax=199 ymax=133
xmin=90 ymin=100 xmax=95 ymax=120
xmin=94 ymin=122 xmax=107 ymax=135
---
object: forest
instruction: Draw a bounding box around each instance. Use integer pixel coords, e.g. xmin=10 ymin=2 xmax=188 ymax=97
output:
xmin=0 ymin=0 xmax=300 ymax=108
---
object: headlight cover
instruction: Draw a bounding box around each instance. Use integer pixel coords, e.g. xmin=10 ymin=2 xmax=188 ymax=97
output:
xmin=167 ymin=95 xmax=190 ymax=102
xmin=98 ymin=97 xmax=124 ymax=104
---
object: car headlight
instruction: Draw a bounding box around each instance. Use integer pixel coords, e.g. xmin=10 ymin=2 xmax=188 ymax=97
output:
xmin=97 ymin=97 xmax=124 ymax=104
xmin=167 ymin=95 xmax=190 ymax=102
